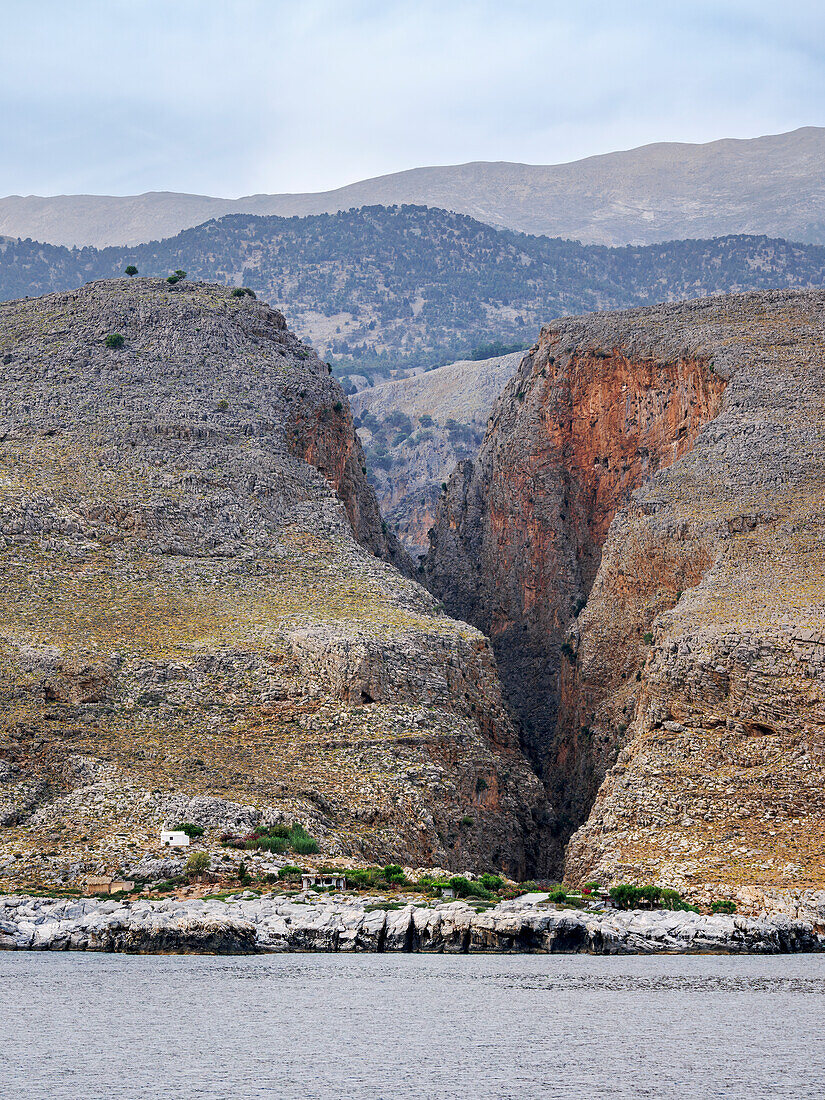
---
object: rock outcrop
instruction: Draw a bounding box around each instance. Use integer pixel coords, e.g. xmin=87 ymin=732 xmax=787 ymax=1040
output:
xmin=426 ymin=289 xmax=825 ymax=894
xmin=0 ymin=279 xmax=544 ymax=888
xmin=1 ymin=893 xmax=820 ymax=955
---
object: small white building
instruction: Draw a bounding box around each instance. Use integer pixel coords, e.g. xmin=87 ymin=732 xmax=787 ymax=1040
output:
xmin=160 ymin=829 xmax=190 ymax=848
xmin=301 ymin=872 xmax=346 ymax=892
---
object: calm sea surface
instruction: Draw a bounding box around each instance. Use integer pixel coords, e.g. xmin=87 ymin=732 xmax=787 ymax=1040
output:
xmin=1 ymin=952 xmax=824 ymax=1099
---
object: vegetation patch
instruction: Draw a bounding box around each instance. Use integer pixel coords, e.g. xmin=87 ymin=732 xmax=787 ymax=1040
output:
xmin=222 ymin=822 xmax=320 ymax=856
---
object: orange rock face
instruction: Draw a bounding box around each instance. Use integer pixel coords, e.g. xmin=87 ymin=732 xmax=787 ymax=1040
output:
xmin=426 ymin=324 xmax=725 ymax=868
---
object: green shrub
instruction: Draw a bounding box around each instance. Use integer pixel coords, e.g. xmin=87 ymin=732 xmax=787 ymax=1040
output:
xmin=185 ymin=851 xmax=210 ymax=878
xmin=659 ymin=887 xmax=701 ymax=913
xmin=643 ymin=632 xmax=654 ymax=645
xmin=548 ymin=886 xmax=568 ymax=903
xmin=289 ymin=824 xmax=320 ymax=855
xmin=278 ymin=865 xmax=303 ymax=880
xmin=381 ymin=865 xmax=408 ymax=886
xmin=125 ymin=265 xmax=138 ymax=276
xmin=155 ymin=877 xmax=185 ymax=891
xmin=449 ymin=875 xmax=491 ymax=900
xmin=638 ymin=884 xmax=663 ymax=906
xmin=478 ymin=873 xmax=503 ymax=892
xmin=231 ymin=286 xmax=256 ymax=298
xmin=460 ymin=815 xmax=474 ymax=827
xmin=609 ymin=883 xmax=642 ymax=910
xmin=345 ymin=867 xmax=380 ymax=889
xmin=175 ymin=822 xmax=205 ymax=838
xmin=711 ymin=899 xmax=737 ymax=915
xmin=104 ymin=333 xmax=124 ymax=349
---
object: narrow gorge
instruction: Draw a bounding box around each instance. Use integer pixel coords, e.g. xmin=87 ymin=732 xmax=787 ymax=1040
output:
xmin=426 ymin=289 xmax=825 ymax=903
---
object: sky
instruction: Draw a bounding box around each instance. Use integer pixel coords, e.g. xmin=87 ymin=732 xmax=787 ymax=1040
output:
xmin=3 ymin=0 xmax=824 ymax=197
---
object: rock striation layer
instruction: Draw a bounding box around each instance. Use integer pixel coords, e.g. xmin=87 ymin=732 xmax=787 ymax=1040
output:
xmin=426 ymin=290 xmax=825 ymax=894
xmin=0 ymin=279 xmax=543 ymax=887
xmin=1 ymin=893 xmax=820 ymax=955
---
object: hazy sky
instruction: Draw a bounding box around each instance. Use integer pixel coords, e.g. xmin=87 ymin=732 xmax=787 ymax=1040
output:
xmin=4 ymin=0 xmax=824 ymax=196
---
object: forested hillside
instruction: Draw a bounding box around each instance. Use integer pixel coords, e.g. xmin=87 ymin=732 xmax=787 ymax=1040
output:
xmin=2 ymin=205 xmax=825 ymax=375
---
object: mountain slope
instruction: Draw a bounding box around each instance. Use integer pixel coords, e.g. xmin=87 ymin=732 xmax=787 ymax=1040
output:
xmin=0 ymin=278 xmax=544 ymax=891
xmin=1 ymin=127 xmax=824 ymax=247
xmin=351 ymin=353 xmax=522 ymax=557
xmin=3 ymin=206 xmax=825 ymax=374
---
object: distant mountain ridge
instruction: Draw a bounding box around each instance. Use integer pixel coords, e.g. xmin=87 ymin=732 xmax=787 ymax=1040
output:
xmin=2 ymin=205 xmax=825 ymax=373
xmin=1 ymin=127 xmax=824 ymax=248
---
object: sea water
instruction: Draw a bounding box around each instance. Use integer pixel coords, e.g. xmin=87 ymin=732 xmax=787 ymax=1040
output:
xmin=1 ymin=952 xmax=824 ymax=1099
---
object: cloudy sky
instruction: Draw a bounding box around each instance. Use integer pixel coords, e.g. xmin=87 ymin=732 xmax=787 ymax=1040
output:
xmin=4 ymin=0 xmax=824 ymax=197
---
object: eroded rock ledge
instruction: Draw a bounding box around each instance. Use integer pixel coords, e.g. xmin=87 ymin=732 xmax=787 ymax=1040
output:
xmin=1 ymin=894 xmax=821 ymax=955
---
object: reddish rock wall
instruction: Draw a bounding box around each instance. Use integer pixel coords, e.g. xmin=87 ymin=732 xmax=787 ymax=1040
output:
xmin=425 ymin=324 xmax=725 ymax=866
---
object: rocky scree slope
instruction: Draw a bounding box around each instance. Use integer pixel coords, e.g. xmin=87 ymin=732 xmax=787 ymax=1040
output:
xmin=0 ymin=279 xmax=544 ymax=889
xmin=426 ymin=289 xmax=825 ymax=899
xmin=351 ymin=352 xmax=522 ymax=557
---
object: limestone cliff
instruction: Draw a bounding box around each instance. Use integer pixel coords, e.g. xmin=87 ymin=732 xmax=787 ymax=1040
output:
xmin=426 ymin=290 xmax=825 ymax=896
xmin=0 ymin=279 xmax=543 ymax=889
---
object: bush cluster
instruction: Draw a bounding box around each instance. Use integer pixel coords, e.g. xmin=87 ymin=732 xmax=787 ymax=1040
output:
xmin=221 ymin=822 xmax=319 ymax=855
xmin=340 ymin=864 xmax=409 ymax=890
xmin=608 ymin=883 xmax=699 ymax=912
xmin=446 ymin=875 xmax=492 ymax=900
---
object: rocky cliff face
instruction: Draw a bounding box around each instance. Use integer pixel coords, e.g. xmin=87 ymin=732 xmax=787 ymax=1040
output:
xmin=0 ymin=279 xmax=544 ymax=889
xmin=426 ymin=290 xmax=825 ymax=896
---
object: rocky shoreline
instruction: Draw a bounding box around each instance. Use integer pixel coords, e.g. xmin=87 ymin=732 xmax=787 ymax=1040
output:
xmin=1 ymin=893 xmax=822 ymax=955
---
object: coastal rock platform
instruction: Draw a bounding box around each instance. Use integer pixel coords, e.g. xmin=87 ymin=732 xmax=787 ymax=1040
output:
xmin=1 ymin=894 xmax=821 ymax=955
